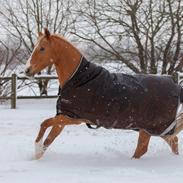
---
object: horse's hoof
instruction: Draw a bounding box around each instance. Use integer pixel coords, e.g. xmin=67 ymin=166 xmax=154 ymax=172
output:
xmin=172 ymin=146 xmax=179 ymax=155
xmin=35 ymin=139 xmax=45 ymax=159
xmin=35 ymin=152 xmax=44 ymax=160
xmin=173 ymin=151 xmax=179 ymax=155
xmin=132 ymin=155 xmax=141 ymax=159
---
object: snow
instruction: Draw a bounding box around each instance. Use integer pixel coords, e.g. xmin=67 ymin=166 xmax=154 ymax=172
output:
xmin=1 ymin=99 xmax=183 ymax=183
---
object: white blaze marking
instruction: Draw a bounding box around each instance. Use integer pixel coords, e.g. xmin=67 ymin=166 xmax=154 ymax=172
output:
xmin=25 ymin=39 xmax=41 ymax=70
xmin=25 ymin=57 xmax=31 ymax=69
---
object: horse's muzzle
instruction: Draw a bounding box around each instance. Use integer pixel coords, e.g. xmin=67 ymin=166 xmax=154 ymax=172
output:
xmin=25 ymin=66 xmax=34 ymax=77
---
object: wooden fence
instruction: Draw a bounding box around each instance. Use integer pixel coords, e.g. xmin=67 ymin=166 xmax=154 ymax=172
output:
xmin=0 ymin=74 xmax=58 ymax=109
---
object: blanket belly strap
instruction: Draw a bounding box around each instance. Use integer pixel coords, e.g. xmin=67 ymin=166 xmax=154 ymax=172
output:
xmin=160 ymin=120 xmax=177 ymax=136
xmin=86 ymin=123 xmax=101 ymax=129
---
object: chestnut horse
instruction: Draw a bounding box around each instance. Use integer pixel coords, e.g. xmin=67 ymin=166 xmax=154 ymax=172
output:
xmin=25 ymin=28 xmax=182 ymax=160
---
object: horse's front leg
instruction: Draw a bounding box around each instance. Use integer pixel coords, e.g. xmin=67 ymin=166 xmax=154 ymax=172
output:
xmin=35 ymin=115 xmax=82 ymax=159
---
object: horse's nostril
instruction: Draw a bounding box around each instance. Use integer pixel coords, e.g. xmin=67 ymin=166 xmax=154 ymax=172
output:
xmin=25 ymin=68 xmax=30 ymax=74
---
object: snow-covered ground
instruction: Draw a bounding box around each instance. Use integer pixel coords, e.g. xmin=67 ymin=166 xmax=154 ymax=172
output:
xmin=1 ymin=99 xmax=183 ymax=183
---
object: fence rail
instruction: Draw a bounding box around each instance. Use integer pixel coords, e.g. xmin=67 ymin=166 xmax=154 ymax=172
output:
xmin=0 ymin=74 xmax=58 ymax=109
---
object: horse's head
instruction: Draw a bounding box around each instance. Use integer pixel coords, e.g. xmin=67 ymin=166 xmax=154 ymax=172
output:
xmin=25 ymin=28 xmax=82 ymax=86
xmin=25 ymin=28 xmax=55 ymax=77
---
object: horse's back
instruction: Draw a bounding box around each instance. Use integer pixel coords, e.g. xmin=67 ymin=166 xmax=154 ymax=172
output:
xmin=117 ymin=74 xmax=180 ymax=134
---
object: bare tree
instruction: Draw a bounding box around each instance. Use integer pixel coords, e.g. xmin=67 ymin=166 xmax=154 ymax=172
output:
xmin=73 ymin=0 xmax=183 ymax=75
xmin=0 ymin=0 xmax=75 ymax=95
xmin=0 ymin=36 xmax=23 ymax=97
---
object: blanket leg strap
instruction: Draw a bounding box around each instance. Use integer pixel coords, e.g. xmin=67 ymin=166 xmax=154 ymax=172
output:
xmin=86 ymin=123 xmax=101 ymax=129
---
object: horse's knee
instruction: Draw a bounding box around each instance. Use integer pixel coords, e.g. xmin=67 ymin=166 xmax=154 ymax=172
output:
xmin=43 ymin=125 xmax=64 ymax=147
xmin=40 ymin=122 xmax=47 ymax=130
xmin=174 ymin=136 xmax=178 ymax=143
xmin=41 ymin=118 xmax=54 ymax=128
xmin=35 ymin=119 xmax=53 ymax=143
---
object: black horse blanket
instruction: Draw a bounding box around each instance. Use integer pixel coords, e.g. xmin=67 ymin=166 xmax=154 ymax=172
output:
xmin=57 ymin=57 xmax=182 ymax=136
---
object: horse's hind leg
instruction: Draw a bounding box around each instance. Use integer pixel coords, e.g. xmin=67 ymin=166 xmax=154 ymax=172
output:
xmin=133 ymin=129 xmax=151 ymax=159
xmin=162 ymin=136 xmax=179 ymax=155
xmin=133 ymin=130 xmax=179 ymax=159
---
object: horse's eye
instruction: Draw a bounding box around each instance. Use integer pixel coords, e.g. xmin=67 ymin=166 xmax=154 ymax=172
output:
xmin=40 ymin=47 xmax=45 ymax=52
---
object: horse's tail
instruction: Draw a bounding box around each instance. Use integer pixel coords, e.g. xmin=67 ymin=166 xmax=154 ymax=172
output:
xmin=180 ymin=87 xmax=183 ymax=103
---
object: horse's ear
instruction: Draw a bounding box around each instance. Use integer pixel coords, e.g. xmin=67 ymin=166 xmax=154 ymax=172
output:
xmin=38 ymin=32 xmax=43 ymax=37
xmin=44 ymin=28 xmax=50 ymax=39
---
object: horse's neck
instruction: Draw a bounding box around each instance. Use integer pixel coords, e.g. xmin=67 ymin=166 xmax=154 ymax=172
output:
xmin=54 ymin=37 xmax=82 ymax=88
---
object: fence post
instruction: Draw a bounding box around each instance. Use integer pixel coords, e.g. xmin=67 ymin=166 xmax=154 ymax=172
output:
xmin=11 ymin=74 xmax=17 ymax=109
xmin=172 ymin=72 xmax=178 ymax=84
